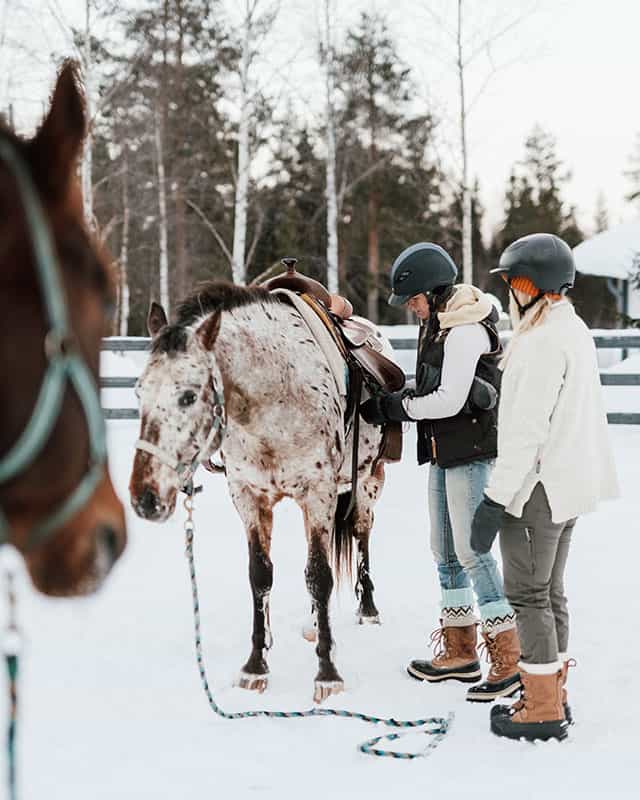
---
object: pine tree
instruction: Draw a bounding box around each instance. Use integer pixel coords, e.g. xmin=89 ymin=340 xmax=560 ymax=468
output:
xmin=335 ymin=13 xmax=414 ymax=322
xmin=494 ymin=126 xmax=624 ymax=327
xmin=499 ymin=126 xmax=582 ymax=249
xmin=334 ymin=12 xmax=441 ymax=322
xmin=93 ymin=0 xmax=240 ymax=330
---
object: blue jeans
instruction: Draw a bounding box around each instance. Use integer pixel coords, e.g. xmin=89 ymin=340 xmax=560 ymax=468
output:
xmin=429 ymin=460 xmax=514 ymax=631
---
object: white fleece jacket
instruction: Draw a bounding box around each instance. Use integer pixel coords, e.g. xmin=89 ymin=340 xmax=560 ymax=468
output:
xmin=485 ymin=302 xmax=619 ymax=523
xmin=402 ymin=284 xmax=494 ymax=420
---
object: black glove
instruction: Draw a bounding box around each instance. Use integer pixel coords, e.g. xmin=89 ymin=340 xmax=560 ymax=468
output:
xmin=471 ymin=496 xmax=505 ymax=554
xmin=359 ymin=391 xmax=413 ymax=426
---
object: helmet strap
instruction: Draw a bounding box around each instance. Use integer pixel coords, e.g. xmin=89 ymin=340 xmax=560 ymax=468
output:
xmin=509 ymin=285 xmax=546 ymax=314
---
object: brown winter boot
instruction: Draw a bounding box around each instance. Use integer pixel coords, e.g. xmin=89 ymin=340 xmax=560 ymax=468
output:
xmin=466 ymin=627 xmax=521 ymax=702
xmin=407 ymin=623 xmax=481 ymax=683
xmin=491 ymin=669 xmax=568 ymax=741
xmin=561 ymin=658 xmax=576 ymax=724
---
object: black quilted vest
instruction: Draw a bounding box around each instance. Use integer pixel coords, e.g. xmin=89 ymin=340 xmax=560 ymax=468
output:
xmin=415 ymin=307 xmax=502 ymax=468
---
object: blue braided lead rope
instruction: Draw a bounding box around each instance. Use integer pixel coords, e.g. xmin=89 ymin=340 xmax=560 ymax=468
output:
xmin=183 ymin=518 xmax=453 ymax=759
xmin=3 ymin=567 xmax=19 ymax=800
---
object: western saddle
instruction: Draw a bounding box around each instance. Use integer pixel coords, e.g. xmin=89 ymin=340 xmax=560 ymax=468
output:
xmin=262 ymin=258 xmax=405 ymax=394
xmin=261 ymin=259 xmax=404 ymax=513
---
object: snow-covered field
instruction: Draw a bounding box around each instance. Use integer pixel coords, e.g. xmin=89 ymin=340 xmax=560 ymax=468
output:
xmin=3 ymin=418 xmax=639 ymax=799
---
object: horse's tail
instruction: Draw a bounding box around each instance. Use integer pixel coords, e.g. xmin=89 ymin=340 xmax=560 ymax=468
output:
xmin=331 ymin=492 xmax=356 ymax=583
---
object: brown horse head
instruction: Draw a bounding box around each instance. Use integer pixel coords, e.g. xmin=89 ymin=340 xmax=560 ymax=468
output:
xmin=0 ymin=61 xmax=126 ymax=595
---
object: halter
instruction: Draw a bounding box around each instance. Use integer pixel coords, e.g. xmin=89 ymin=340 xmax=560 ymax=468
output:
xmin=0 ymin=138 xmax=108 ymax=549
xmin=135 ymin=385 xmax=226 ymax=494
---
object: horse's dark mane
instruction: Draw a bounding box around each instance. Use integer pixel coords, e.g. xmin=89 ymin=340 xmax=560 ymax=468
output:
xmin=153 ymin=280 xmax=282 ymax=355
xmin=177 ymin=280 xmax=279 ymax=325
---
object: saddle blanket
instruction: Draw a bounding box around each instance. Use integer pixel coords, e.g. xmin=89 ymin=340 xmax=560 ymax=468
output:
xmin=272 ymin=288 xmax=348 ymax=396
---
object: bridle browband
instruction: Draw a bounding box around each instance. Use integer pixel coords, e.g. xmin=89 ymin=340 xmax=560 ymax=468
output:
xmin=0 ymin=138 xmax=108 ymax=549
xmin=135 ymin=383 xmax=226 ymax=495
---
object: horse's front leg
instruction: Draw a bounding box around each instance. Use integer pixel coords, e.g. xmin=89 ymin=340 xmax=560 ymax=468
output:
xmin=233 ymin=488 xmax=274 ymax=693
xmin=302 ymin=499 xmax=344 ymax=704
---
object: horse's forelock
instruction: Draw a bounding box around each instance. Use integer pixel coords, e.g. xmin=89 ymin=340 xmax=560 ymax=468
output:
xmin=152 ymin=324 xmax=189 ymax=355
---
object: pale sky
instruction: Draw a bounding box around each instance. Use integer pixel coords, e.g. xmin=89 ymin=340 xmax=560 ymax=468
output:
xmin=4 ymin=0 xmax=640 ymax=239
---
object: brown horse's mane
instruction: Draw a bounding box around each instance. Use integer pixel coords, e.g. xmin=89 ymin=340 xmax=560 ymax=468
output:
xmin=153 ymin=280 xmax=283 ymax=355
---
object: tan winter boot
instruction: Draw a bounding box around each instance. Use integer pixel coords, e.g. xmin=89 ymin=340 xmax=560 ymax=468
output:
xmin=466 ymin=627 xmax=521 ymax=702
xmin=407 ymin=623 xmax=481 ymax=683
xmin=491 ymin=669 xmax=568 ymax=741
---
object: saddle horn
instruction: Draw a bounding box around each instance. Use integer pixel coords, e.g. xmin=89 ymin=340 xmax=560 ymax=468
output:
xmin=261 ymin=256 xmax=332 ymax=307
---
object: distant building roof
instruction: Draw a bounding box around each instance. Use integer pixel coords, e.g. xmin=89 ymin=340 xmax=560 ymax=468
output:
xmin=573 ymin=221 xmax=640 ymax=280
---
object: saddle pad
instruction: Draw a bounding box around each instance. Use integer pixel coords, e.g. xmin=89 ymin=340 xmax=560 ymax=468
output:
xmin=271 ymin=288 xmax=347 ymax=396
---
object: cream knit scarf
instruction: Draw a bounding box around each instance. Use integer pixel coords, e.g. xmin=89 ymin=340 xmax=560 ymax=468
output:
xmin=437 ymin=284 xmax=494 ymax=330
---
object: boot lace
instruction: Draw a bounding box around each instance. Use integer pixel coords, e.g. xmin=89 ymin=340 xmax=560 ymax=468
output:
xmin=478 ymin=635 xmax=504 ymax=673
xmin=429 ymin=626 xmax=450 ymax=659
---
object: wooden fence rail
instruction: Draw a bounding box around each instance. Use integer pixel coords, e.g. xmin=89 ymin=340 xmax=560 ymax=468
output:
xmin=101 ymin=332 xmax=640 ymax=424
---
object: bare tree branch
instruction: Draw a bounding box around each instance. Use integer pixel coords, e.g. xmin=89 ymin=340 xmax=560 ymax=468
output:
xmin=186 ymin=198 xmax=233 ymax=266
xmin=245 ymin=205 xmax=266 ymax=271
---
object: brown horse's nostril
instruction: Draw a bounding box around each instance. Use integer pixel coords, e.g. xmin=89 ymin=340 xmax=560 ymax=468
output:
xmin=98 ymin=524 xmax=121 ymax=562
xmin=137 ymin=487 xmax=160 ymax=519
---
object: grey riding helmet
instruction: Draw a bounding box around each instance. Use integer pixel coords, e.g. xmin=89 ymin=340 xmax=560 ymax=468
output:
xmin=491 ymin=233 xmax=576 ymax=294
xmin=388 ymin=243 xmax=458 ymax=306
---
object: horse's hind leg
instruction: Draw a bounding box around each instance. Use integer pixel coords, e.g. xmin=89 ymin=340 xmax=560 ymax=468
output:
xmin=302 ymin=499 xmax=344 ymax=704
xmin=354 ymin=462 xmax=385 ymax=625
xmin=233 ymin=489 xmax=274 ymax=693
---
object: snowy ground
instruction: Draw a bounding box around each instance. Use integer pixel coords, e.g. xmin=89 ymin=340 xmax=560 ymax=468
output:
xmin=2 ymin=419 xmax=639 ymax=800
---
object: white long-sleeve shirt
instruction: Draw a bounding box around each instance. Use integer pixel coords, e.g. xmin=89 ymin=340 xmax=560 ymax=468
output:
xmin=403 ymin=323 xmax=490 ymax=420
xmin=485 ymin=302 xmax=619 ymax=523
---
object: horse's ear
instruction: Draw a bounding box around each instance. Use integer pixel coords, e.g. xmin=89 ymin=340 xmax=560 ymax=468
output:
xmin=29 ymin=60 xmax=86 ymax=201
xmin=197 ymin=312 xmax=221 ymax=351
xmin=147 ymin=302 xmax=168 ymax=337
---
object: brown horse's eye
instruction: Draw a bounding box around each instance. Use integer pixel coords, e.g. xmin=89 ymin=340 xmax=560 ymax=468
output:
xmin=179 ymin=390 xmax=197 ymax=408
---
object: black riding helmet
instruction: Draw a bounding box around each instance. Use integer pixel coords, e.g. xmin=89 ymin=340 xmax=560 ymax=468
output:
xmin=491 ymin=233 xmax=576 ymax=295
xmin=388 ymin=243 xmax=458 ymax=306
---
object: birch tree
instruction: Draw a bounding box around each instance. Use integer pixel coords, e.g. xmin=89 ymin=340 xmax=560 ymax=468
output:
xmin=230 ymin=0 xmax=281 ymax=285
xmin=79 ymin=1 xmax=93 ymax=226
xmin=456 ymin=0 xmax=472 ymax=285
xmin=320 ymin=0 xmax=339 ymax=294
xmin=423 ymin=0 xmax=539 ymax=284
xmin=231 ymin=1 xmax=253 ymax=285
xmin=118 ymin=151 xmax=130 ymax=335
xmin=155 ymin=105 xmax=170 ymax=314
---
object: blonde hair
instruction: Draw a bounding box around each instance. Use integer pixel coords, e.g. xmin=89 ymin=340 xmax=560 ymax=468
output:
xmin=500 ymin=290 xmax=557 ymax=369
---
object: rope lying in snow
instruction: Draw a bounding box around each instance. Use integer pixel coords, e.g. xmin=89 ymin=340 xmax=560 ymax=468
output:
xmin=183 ymin=496 xmax=453 ymax=760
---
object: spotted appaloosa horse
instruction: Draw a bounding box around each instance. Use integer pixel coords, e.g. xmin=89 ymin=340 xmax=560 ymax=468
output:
xmin=0 ymin=62 xmax=126 ymax=595
xmin=130 ymin=282 xmax=389 ymax=703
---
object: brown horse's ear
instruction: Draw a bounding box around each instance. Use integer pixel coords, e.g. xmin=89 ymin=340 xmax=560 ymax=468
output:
xmin=147 ymin=302 xmax=168 ymax=337
xmin=197 ymin=312 xmax=221 ymax=351
xmin=29 ymin=60 xmax=86 ymax=201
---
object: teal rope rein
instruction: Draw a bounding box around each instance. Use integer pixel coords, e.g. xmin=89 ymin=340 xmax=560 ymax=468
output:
xmin=183 ymin=502 xmax=454 ymax=760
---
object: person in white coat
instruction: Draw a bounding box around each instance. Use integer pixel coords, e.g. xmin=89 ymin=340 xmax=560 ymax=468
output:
xmin=471 ymin=233 xmax=619 ymax=742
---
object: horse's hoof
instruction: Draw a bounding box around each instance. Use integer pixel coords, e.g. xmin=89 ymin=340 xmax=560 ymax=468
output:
xmin=302 ymin=625 xmax=317 ymax=643
xmin=357 ymin=612 xmax=381 ymax=626
xmin=236 ymin=671 xmax=269 ymax=693
xmin=313 ymin=680 xmax=344 ymax=704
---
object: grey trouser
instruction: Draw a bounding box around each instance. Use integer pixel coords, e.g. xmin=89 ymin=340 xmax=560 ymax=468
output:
xmin=499 ymin=483 xmax=576 ymax=665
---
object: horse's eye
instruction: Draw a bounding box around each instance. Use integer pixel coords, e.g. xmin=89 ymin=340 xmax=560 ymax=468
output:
xmin=179 ymin=390 xmax=197 ymax=408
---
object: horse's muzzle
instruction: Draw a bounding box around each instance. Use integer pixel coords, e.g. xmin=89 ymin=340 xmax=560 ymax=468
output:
xmin=132 ymin=486 xmax=169 ymax=521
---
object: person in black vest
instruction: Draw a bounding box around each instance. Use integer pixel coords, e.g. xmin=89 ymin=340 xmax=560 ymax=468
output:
xmin=361 ymin=242 xmax=520 ymax=702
